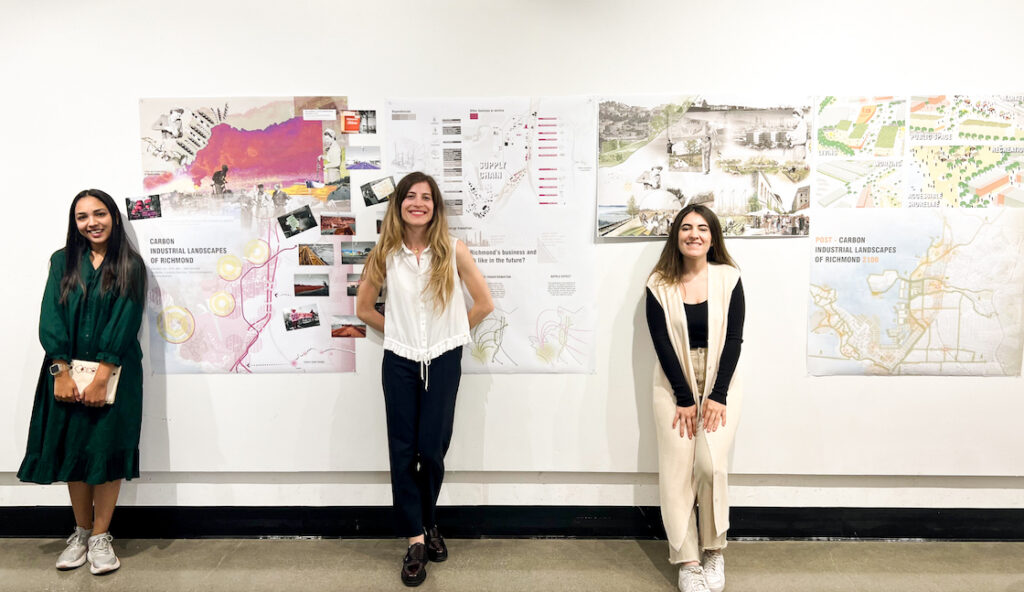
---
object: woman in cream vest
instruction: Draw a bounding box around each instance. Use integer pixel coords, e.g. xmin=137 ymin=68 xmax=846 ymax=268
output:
xmin=645 ymin=204 xmax=745 ymax=592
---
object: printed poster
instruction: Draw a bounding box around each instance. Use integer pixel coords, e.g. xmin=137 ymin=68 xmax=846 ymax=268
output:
xmin=387 ymin=96 xmax=598 ymax=373
xmin=135 ymin=96 xmax=358 ymax=373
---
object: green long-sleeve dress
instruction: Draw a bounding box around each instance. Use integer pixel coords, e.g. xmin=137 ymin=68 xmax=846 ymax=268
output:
xmin=18 ymin=249 xmax=145 ymax=485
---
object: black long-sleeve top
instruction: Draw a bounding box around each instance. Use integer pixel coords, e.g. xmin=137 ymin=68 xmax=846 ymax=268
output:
xmin=645 ymin=279 xmax=745 ymax=407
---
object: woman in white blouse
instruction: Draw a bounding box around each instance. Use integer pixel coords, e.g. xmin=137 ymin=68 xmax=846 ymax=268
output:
xmin=356 ymin=171 xmax=493 ymax=587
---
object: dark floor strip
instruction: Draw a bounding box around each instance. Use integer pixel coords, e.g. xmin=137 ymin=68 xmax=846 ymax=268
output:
xmin=1 ymin=506 xmax=1021 ymax=540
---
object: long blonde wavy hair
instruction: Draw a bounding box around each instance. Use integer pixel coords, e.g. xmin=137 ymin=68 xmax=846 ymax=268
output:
xmin=362 ymin=172 xmax=456 ymax=311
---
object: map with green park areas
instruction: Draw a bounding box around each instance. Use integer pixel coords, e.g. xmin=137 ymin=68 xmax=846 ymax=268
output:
xmin=877 ymin=126 xmax=899 ymax=149
xmin=808 ymin=209 xmax=1024 ymax=376
xmin=908 ymin=95 xmax=1024 ymax=142
xmin=908 ymin=146 xmax=1024 ymax=208
xmin=816 ymin=96 xmax=907 ymax=158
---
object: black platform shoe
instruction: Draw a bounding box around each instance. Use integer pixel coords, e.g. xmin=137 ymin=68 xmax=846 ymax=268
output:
xmin=425 ymin=526 xmax=448 ymax=562
xmin=401 ymin=542 xmax=428 ymax=587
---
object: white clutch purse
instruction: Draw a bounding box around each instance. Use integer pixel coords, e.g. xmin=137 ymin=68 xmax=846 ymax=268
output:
xmin=69 ymin=360 xmax=121 ymax=405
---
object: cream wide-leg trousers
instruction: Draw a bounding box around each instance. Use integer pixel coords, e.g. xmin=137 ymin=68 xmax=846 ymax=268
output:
xmin=653 ymin=347 xmax=730 ymax=564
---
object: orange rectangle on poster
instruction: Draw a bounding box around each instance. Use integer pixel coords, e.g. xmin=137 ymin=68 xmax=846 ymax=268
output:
xmin=343 ymin=113 xmax=361 ymax=132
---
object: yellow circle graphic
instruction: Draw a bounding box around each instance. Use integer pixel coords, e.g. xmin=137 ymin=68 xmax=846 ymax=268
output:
xmin=157 ymin=306 xmax=195 ymax=344
xmin=217 ymin=254 xmax=243 ymax=281
xmin=244 ymin=239 xmax=270 ymax=265
xmin=209 ymin=291 xmax=236 ymax=317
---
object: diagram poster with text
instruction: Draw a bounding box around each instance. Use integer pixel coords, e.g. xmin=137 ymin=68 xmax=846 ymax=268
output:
xmin=386 ymin=97 xmax=597 ymax=373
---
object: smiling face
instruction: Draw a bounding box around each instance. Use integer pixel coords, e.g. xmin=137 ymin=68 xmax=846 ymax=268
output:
xmin=676 ymin=211 xmax=712 ymax=261
xmin=400 ymin=181 xmax=435 ymax=228
xmin=75 ymin=195 xmax=113 ymax=250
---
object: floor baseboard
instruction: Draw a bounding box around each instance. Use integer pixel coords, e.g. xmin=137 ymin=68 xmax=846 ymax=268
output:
xmin=1 ymin=506 xmax=1021 ymax=540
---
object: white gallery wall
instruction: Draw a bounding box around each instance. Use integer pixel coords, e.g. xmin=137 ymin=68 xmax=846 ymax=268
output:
xmin=1 ymin=0 xmax=1022 ymax=509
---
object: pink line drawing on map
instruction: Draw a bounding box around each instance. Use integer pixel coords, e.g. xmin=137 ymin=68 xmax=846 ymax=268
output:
xmin=228 ymin=220 xmax=297 ymax=373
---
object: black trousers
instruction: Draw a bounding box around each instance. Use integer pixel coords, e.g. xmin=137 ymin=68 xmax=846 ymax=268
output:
xmin=382 ymin=346 xmax=462 ymax=537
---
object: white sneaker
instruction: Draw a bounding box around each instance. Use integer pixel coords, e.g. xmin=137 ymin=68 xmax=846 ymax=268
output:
xmin=702 ymin=549 xmax=725 ymax=592
xmin=678 ymin=564 xmax=711 ymax=592
xmin=87 ymin=532 xmax=120 ymax=575
xmin=55 ymin=526 xmax=91 ymax=570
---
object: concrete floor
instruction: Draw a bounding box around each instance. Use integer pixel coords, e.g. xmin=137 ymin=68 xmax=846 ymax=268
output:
xmin=0 ymin=538 xmax=1021 ymax=592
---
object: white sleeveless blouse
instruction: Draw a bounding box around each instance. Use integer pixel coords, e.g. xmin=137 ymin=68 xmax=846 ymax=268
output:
xmin=383 ymin=237 xmax=471 ymax=362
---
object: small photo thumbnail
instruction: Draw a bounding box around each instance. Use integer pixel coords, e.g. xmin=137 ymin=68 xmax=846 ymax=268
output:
xmin=283 ymin=304 xmax=320 ymax=331
xmin=321 ymin=215 xmax=355 ymax=235
xmin=126 ymin=195 xmax=162 ymax=220
xmin=341 ymin=241 xmax=375 ymax=265
xmin=331 ymin=315 xmax=367 ymax=338
xmin=278 ymin=205 xmax=317 ymax=238
xmin=346 ymin=273 xmax=362 ymax=296
xmin=345 ymin=146 xmax=381 ymax=170
xmin=298 ymin=243 xmax=334 ymax=266
xmin=361 ymin=176 xmax=396 ymax=207
xmin=342 ymin=110 xmax=377 ymax=134
xmin=294 ymin=273 xmax=330 ymax=297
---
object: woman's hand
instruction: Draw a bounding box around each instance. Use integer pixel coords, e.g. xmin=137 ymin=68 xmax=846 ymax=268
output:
xmin=81 ymin=377 xmax=109 ymax=407
xmin=53 ymin=374 xmax=80 ymax=403
xmin=702 ymin=399 xmax=727 ymax=433
xmin=672 ymin=405 xmax=697 ymax=440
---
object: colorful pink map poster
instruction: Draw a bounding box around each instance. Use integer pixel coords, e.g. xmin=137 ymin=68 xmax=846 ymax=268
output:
xmin=135 ymin=97 xmax=356 ymax=373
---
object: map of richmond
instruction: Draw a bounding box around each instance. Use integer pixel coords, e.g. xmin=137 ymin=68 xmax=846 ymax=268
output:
xmin=808 ymin=209 xmax=1024 ymax=376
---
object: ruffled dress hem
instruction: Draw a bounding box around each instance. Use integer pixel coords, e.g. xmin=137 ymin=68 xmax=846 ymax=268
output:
xmin=17 ymin=447 xmax=140 ymax=485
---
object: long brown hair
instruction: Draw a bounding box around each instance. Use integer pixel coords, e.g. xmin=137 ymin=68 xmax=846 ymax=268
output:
xmin=650 ymin=204 xmax=736 ymax=285
xmin=61 ymin=189 xmax=146 ymax=304
xmin=362 ymin=172 xmax=456 ymax=310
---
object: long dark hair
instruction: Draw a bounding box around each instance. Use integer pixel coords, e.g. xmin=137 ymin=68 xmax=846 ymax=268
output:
xmin=650 ymin=204 xmax=736 ymax=285
xmin=61 ymin=189 xmax=146 ymax=303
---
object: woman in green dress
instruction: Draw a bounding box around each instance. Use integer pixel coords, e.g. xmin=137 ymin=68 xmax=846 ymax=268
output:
xmin=18 ymin=189 xmax=146 ymax=575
